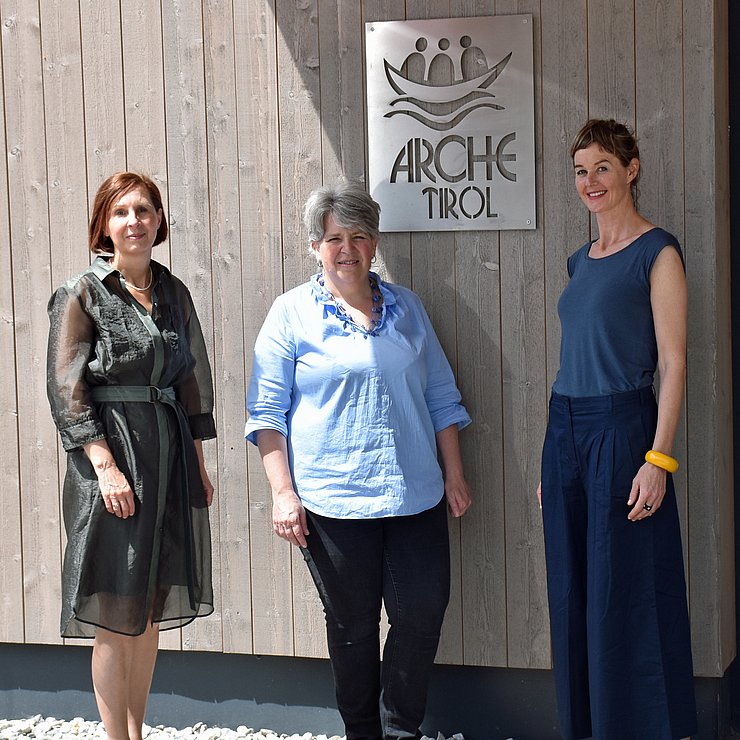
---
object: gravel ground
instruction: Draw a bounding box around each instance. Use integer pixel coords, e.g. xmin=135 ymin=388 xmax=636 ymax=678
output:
xmin=0 ymin=717 xmax=341 ymax=740
xmin=0 ymin=717 xmax=468 ymax=740
xmin=0 ymin=717 xmax=343 ymax=740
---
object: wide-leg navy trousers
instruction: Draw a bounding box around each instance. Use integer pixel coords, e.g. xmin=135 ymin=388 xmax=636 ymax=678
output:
xmin=541 ymin=386 xmax=697 ymax=740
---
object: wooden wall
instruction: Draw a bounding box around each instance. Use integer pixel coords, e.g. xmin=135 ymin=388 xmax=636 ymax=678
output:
xmin=0 ymin=0 xmax=732 ymax=677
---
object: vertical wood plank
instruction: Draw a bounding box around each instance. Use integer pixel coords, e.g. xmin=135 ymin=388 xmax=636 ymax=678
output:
xmin=537 ymin=0 xmax=585 ymax=669
xmin=358 ymin=0 xmax=409 ymax=659
xmin=79 ymin=8 xmax=129 ymax=579
xmin=2 ymin=0 xmax=61 ymax=644
xmin=538 ymin=0 xmax=589 ymax=673
xmin=414 ymin=234 xmax=462 ymax=666
xmin=586 ymin=0 xmax=635 ymax=123
xmin=203 ymin=0 xmax=252 ymax=655
xmin=276 ymin=0 xmax=323 ymax=293
xmin=494 ymin=0 xmax=550 ymax=670
xmin=39 ymin=0 xmax=92 ymax=649
xmin=120 ymin=0 xmax=167 ymax=177
xmin=162 ymin=0 xmax=220 ymax=653
xmin=710 ymin=0 xmax=734 ymax=676
xmin=438 ymin=0 xmax=506 ymax=665
xmin=120 ymin=0 xmax=170 ymax=268
xmin=40 ymin=0 xmax=89 ymax=279
xmin=317 ymin=0 xmax=364 ymax=182
xmin=79 ymin=0 xmax=126 ymax=187
xmin=0 ymin=4 xmax=23 ymax=643
xmin=403 ymin=0 xmax=464 ymax=667
xmin=683 ymin=0 xmax=734 ymax=677
xmin=362 ymin=1 xmax=412 ymax=288
xmin=634 ymin=0 xmax=689 ymax=580
xmin=634 ymin=0 xmax=684 ymax=237
xmin=540 ymin=0 xmax=588 ymax=392
xmin=274 ymin=0 xmax=327 ymax=659
xmin=235 ymin=1 xmax=292 ymax=657
xmin=445 ymin=0 xmax=508 ymax=669
xmin=538 ymin=0 xmax=588 ymax=670
xmin=162 ymin=0 xmax=211 ymax=292
xmin=455 ymin=226 xmax=507 ymax=666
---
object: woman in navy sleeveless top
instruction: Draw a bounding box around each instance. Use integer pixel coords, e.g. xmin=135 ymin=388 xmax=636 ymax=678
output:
xmin=539 ymin=119 xmax=697 ymax=739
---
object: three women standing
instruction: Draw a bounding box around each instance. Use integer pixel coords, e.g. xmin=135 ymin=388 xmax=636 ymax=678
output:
xmin=540 ymin=119 xmax=697 ymax=739
xmin=47 ymin=133 xmax=697 ymax=739
xmin=47 ymin=173 xmax=216 ymax=740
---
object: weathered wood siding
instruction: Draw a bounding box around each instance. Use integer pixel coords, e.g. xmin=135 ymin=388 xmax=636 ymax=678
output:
xmin=0 ymin=0 xmax=732 ymax=677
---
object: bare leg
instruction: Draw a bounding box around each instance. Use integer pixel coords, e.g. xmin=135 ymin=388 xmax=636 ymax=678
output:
xmin=126 ymin=621 xmax=160 ymax=740
xmin=92 ymin=622 xmax=160 ymax=740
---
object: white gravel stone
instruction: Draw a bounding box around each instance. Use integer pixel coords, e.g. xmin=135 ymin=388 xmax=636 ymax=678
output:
xmin=0 ymin=717 xmax=348 ymax=740
xmin=0 ymin=718 xmax=478 ymax=740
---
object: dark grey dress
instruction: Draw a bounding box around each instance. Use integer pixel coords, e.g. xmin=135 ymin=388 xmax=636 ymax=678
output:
xmin=47 ymin=256 xmax=215 ymax=637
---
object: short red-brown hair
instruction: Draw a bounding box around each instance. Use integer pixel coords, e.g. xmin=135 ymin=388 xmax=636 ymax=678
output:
xmin=88 ymin=172 xmax=168 ymax=253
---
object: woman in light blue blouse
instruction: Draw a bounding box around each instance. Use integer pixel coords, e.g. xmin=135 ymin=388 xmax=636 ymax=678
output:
xmin=245 ymin=180 xmax=472 ymax=740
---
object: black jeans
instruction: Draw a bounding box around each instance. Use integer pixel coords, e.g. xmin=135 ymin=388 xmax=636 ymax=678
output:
xmin=301 ymin=498 xmax=450 ymax=740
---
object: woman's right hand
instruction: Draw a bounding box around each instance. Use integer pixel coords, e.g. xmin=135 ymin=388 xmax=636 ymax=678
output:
xmin=272 ymin=489 xmax=309 ymax=547
xmin=536 ymin=480 xmax=542 ymax=509
xmin=97 ymin=462 xmax=135 ymax=518
xmin=84 ymin=440 xmax=134 ymax=518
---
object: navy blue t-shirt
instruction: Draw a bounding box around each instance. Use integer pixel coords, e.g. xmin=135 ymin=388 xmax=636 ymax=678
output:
xmin=552 ymin=227 xmax=683 ymax=397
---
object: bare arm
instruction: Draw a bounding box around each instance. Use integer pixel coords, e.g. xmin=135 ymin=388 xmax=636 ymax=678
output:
xmin=436 ymin=424 xmax=472 ymax=518
xmin=256 ymin=428 xmax=309 ymax=547
xmin=627 ymin=246 xmax=687 ymax=521
xmin=650 ymin=248 xmax=688 ymax=456
xmin=193 ymin=438 xmax=215 ymax=506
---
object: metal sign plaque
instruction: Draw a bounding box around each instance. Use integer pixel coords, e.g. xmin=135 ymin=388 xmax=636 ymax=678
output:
xmin=366 ymin=15 xmax=535 ymax=232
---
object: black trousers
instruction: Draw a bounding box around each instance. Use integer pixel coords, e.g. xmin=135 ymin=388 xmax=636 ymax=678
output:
xmin=301 ymin=498 xmax=450 ymax=740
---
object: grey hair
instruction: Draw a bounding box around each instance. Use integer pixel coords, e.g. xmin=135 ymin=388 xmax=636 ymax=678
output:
xmin=303 ymin=180 xmax=381 ymax=244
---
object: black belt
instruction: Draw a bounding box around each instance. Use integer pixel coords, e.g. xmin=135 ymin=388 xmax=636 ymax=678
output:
xmin=90 ymin=385 xmax=176 ymax=404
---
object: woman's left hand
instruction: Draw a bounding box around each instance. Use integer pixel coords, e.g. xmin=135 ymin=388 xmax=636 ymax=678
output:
xmin=194 ymin=439 xmax=214 ymax=506
xmin=200 ymin=468 xmax=215 ymax=507
xmin=435 ymin=425 xmax=472 ymax=518
xmin=627 ymin=461 xmax=667 ymax=521
xmin=445 ymin=473 xmax=472 ymax=518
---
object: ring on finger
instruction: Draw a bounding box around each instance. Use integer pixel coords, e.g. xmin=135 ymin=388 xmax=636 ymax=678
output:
xmin=643 ymin=503 xmax=653 ymax=512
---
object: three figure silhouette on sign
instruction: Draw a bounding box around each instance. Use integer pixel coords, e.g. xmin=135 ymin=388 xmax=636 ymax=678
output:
xmin=385 ymin=34 xmax=511 ymax=131
xmin=401 ymin=35 xmax=488 ymax=85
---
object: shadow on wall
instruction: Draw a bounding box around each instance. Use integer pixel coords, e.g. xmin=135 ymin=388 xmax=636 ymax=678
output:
xmin=272 ymin=2 xmax=366 ymax=184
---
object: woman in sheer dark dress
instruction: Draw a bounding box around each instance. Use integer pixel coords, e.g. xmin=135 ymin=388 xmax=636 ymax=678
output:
xmin=47 ymin=172 xmax=216 ymax=740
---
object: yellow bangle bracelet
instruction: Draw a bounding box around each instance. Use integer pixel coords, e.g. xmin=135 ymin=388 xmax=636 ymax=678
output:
xmin=645 ymin=449 xmax=679 ymax=473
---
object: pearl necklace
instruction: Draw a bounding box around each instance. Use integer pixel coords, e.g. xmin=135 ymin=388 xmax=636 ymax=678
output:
xmin=122 ymin=266 xmax=153 ymax=292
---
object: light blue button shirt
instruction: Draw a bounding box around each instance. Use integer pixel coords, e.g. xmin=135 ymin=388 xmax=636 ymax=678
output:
xmin=244 ymin=273 xmax=471 ymax=519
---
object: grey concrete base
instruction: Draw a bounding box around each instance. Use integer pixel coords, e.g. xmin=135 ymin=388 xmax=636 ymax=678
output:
xmin=0 ymin=643 xmax=729 ymax=739
xmin=0 ymin=644 xmax=343 ymax=736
